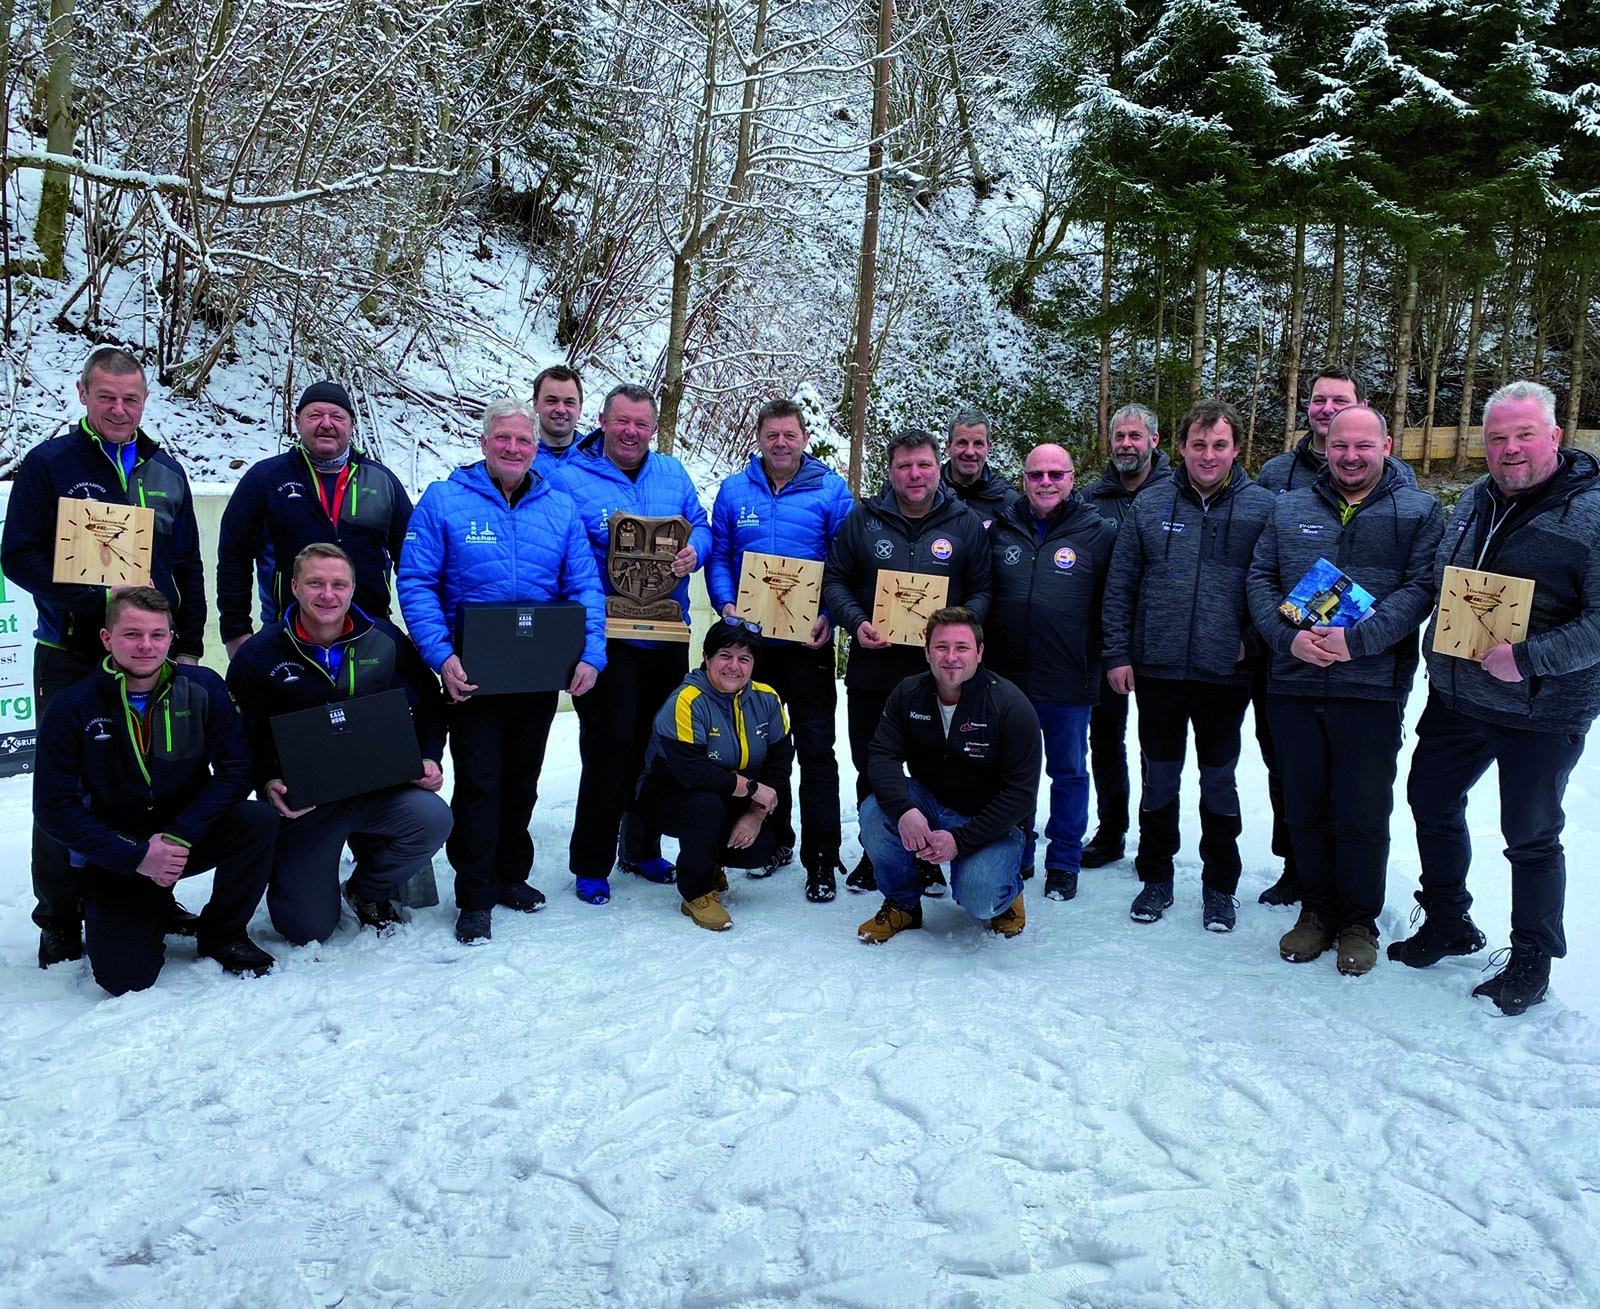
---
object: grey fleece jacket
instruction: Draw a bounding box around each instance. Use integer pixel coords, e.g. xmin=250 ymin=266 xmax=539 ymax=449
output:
xmin=1422 ymin=449 xmax=1600 ymax=733
xmin=1101 ymin=464 xmax=1276 ymax=687
xmin=1245 ymin=467 xmax=1444 ymax=704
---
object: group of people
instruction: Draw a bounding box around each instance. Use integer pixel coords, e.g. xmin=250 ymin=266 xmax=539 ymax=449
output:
xmin=6 ymin=348 xmax=1594 ymax=1019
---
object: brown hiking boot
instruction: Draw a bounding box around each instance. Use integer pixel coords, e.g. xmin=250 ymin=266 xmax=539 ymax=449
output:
xmin=1279 ymin=910 xmax=1334 ymax=963
xmin=990 ymin=891 xmax=1026 ymax=938
xmin=712 ymin=867 xmax=728 ymax=894
xmin=857 ymin=898 xmax=922 ymax=944
xmin=1336 ymin=925 xmax=1379 ymax=976
xmin=681 ymin=893 xmax=732 ymax=932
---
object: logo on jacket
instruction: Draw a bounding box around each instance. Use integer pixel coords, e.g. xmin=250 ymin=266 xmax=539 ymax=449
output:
xmin=464 ymin=521 xmax=498 ymax=544
xmin=930 ymin=538 xmax=953 ymax=561
xmin=736 ymin=506 xmax=761 ymax=528
xmin=69 ymin=481 xmax=111 ymax=500
xmin=1297 ymin=522 xmax=1323 ymax=537
xmin=86 ymin=716 xmax=115 ymax=741
xmin=1003 ymin=545 xmax=1022 ymax=566
xmin=1161 ymin=520 xmax=1186 ymax=534
xmin=279 ymin=481 xmax=304 ymax=499
xmin=909 ymin=711 xmax=932 ymax=721
xmin=1053 ymin=547 xmax=1077 ymax=570
xmin=866 ymin=517 xmax=882 ymax=532
xmin=874 ymin=539 xmax=894 ymax=560
xmin=270 ymin=661 xmax=302 ymax=683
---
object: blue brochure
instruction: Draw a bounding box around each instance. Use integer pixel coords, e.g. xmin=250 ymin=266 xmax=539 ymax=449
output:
xmin=1277 ymin=557 xmax=1376 ymax=629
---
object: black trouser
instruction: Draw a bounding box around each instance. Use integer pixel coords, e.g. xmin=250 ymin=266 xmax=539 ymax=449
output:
xmin=30 ymin=645 xmax=100 ymax=931
xmin=82 ymin=799 xmax=277 ymax=996
xmin=569 ymin=640 xmax=688 ymax=879
xmin=447 ymin=689 xmax=559 ymax=910
xmin=1132 ymin=676 xmax=1251 ymax=893
xmin=1088 ymin=671 xmax=1130 ymax=835
xmin=1268 ymin=694 xmax=1401 ymax=935
xmin=844 ymin=684 xmax=894 ymax=806
xmin=1251 ymin=665 xmax=1297 ymax=879
xmin=1406 ymin=693 xmax=1586 ymax=958
xmin=755 ymin=640 xmax=840 ymax=862
xmin=636 ymin=774 xmax=775 ymax=901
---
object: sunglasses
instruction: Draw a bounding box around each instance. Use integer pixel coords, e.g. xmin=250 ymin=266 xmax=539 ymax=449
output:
xmin=1024 ymin=469 xmax=1073 ymax=483
xmin=722 ymin=615 xmax=762 ymax=634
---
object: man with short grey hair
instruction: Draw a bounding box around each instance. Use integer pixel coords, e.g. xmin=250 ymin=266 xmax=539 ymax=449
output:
xmin=1391 ymin=380 xmax=1600 ymax=1014
xmin=941 ymin=408 xmax=1017 ymax=527
xmin=1082 ymin=401 xmax=1172 ymax=868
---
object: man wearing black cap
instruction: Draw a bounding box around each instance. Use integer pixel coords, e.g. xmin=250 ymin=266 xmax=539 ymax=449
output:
xmin=217 ymin=381 xmax=413 ymax=659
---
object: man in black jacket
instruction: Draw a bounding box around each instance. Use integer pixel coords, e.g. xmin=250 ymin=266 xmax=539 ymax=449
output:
xmin=986 ymin=444 xmax=1117 ymax=902
xmin=33 ymin=588 xmax=275 ymax=994
xmin=1083 ymin=403 xmax=1172 ymax=867
xmin=217 ymin=381 xmax=412 ymax=659
xmin=227 ymin=544 xmax=451 ymax=946
xmin=1391 ymin=381 xmax=1600 ymax=1015
xmin=941 ymin=408 xmax=1018 ymax=527
xmin=822 ymin=430 xmax=992 ymax=894
xmin=856 ymin=607 xmax=1041 ymax=944
xmin=1102 ymin=399 xmax=1275 ymax=932
xmin=1246 ymin=408 xmax=1443 ymax=976
xmin=3 ymin=347 xmax=209 ymax=967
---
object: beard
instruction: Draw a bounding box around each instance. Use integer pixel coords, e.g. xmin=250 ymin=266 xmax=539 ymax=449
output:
xmin=1110 ymin=450 xmax=1150 ymax=474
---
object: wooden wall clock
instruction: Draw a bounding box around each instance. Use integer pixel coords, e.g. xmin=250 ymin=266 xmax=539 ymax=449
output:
xmin=53 ymin=498 xmax=155 ymax=587
xmin=735 ymin=552 xmax=822 ymax=643
xmin=1433 ymin=565 xmax=1534 ymax=662
xmin=872 ymin=570 xmax=949 ymax=647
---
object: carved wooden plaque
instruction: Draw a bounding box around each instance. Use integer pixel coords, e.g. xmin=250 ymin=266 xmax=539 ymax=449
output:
xmin=1433 ymin=565 xmax=1535 ymax=662
xmin=604 ymin=512 xmax=692 ymax=642
xmin=735 ymin=552 xmax=822 ymax=643
xmin=871 ymin=570 xmax=949 ymax=647
xmin=53 ymin=498 xmax=155 ymax=587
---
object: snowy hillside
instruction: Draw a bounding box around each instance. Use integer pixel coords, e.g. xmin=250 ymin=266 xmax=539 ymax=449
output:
xmin=3 ymin=693 xmax=1597 ymax=1309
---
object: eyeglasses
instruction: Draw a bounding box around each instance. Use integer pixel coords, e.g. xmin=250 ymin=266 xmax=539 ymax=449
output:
xmin=722 ymin=615 xmax=762 ymax=634
xmin=1024 ymin=469 xmax=1073 ymax=483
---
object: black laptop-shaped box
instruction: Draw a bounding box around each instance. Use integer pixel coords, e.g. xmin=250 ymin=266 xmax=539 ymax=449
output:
xmin=454 ymin=601 xmax=586 ymax=695
xmin=270 ymin=687 xmax=425 ymax=809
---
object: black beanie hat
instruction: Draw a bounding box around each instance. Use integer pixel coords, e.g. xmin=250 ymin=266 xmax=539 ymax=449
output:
xmin=295 ymin=381 xmax=355 ymax=419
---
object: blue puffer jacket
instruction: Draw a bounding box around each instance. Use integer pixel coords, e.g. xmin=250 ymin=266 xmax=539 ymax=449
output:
xmin=397 ymin=461 xmax=607 ymax=674
xmin=549 ymin=432 xmax=712 ymax=647
xmin=705 ymin=453 xmax=856 ymax=636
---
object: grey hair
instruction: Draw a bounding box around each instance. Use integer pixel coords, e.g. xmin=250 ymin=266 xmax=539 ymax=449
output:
xmin=1484 ymin=380 xmax=1557 ymax=430
xmin=1110 ymin=403 xmax=1158 ymax=437
xmin=947 ymin=408 xmax=991 ymax=440
xmin=481 ymin=397 xmax=537 ymax=436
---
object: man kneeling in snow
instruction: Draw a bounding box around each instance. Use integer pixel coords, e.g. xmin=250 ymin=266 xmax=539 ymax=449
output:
xmin=34 ymin=588 xmax=277 ymax=994
xmin=856 ymin=607 xmax=1041 ymax=943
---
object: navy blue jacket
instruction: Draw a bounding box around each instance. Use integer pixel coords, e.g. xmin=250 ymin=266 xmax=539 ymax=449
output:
xmin=216 ymin=445 xmax=412 ymax=642
xmin=822 ymin=488 xmax=993 ymax=691
xmin=1085 ymin=451 xmax=1174 ymax=529
xmin=34 ymin=661 xmax=251 ymax=873
xmin=1246 ymin=467 xmax=1443 ymax=704
xmin=985 ymin=495 xmax=1118 ymax=705
xmin=705 ymin=453 xmax=855 ymax=637
xmin=940 ymin=462 xmax=1018 ymax=528
xmin=2 ymin=421 xmax=206 ymax=659
xmin=226 ymin=603 xmax=448 ymax=787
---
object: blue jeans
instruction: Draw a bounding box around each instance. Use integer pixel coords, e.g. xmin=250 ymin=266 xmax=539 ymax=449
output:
xmin=860 ymin=782 xmax=1024 ymax=920
xmin=1023 ymin=702 xmax=1093 ymax=874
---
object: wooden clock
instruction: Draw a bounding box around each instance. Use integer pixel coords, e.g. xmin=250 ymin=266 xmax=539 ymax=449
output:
xmin=1433 ymin=565 xmax=1534 ymax=662
xmin=872 ymin=569 xmax=949 ymax=647
xmin=53 ymin=498 xmax=155 ymax=586
xmin=735 ymin=552 xmax=822 ymax=643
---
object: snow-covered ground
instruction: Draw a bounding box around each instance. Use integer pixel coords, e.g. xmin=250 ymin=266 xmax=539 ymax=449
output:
xmin=2 ymin=691 xmax=1598 ymax=1309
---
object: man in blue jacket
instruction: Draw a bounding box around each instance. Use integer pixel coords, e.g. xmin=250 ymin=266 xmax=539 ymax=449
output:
xmin=1102 ymin=399 xmax=1275 ymax=932
xmin=34 ymin=588 xmax=276 ymax=994
xmin=532 ymin=365 xmax=585 ymax=461
xmin=217 ymin=381 xmax=412 ymax=659
xmin=399 ymin=399 xmax=607 ymax=944
xmin=228 ymin=544 xmax=453 ymax=946
xmin=2 ymin=347 xmax=209 ymax=968
xmin=1392 ymin=381 xmax=1600 ymax=1015
xmin=549 ymin=384 xmax=712 ymax=905
xmin=1246 ymin=408 xmax=1443 ymax=976
xmin=985 ymin=444 xmax=1117 ymax=902
xmin=706 ymin=398 xmax=855 ymax=901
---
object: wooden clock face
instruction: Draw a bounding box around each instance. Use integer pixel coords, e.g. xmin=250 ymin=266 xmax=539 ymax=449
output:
xmin=53 ymin=499 xmax=155 ymax=586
